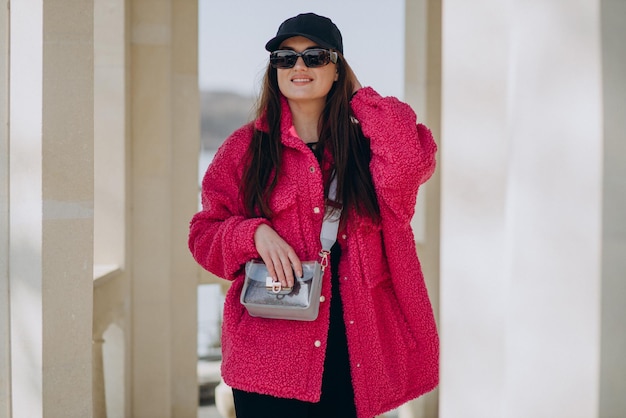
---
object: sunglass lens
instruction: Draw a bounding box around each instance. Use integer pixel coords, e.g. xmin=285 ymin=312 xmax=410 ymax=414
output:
xmin=270 ymin=51 xmax=297 ymax=68
xmin=302 ymin=50 xmax=329 ymax=68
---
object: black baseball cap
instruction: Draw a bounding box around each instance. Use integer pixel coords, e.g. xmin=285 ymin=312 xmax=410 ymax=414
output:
xmin=265 ymin=13 xmax=343 ymax=54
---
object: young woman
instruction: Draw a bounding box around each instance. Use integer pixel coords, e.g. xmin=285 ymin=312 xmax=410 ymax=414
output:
xmin=189 ymin=12 xmax=439 ymax=418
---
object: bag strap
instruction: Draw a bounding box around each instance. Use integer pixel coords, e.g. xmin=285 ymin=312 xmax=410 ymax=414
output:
xmin=319 ymin=175 xmax=342 ymax=271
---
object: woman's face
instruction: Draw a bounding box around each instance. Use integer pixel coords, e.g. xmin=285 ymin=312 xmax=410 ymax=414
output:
xmin=275 ymin=36 xmax=339 ymax=106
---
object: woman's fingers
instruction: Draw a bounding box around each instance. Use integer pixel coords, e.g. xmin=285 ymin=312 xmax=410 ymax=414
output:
xmin=289 ymin=250 xmax=303 ymax=280
xmin=254 ymin=224 xmax=301 ymax=288
xmin=270 ymin=254 xmax=288 ymax=287
xmin=278 ymin=255 xmax=294 ymax=288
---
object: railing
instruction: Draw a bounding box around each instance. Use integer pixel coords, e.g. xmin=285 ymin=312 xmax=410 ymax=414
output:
xmin=93 ymin=265 xmax=124 ymax=418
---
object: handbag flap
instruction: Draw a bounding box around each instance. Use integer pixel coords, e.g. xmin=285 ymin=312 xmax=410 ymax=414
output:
xmin=244 ymin=260 xmax=318 ymax=283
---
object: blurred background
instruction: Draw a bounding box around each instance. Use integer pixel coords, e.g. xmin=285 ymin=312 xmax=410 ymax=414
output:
xmin=2 ymin=1 xmax=624 ymax=418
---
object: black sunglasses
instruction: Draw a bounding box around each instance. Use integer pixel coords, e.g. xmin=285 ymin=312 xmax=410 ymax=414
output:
xmin=269 ymin=48 xmax=338 ymax=69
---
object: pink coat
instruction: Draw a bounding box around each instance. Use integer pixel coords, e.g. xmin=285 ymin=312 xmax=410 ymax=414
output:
xmin=189 ymin=87 xmax=439 ymax=418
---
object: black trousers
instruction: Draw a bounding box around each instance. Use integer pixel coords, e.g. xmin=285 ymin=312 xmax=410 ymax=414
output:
xmin=233 ymin=244 xmax=357 ymax=418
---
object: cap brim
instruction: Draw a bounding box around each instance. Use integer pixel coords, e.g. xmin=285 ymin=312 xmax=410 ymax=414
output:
xmin=265 ymin=33 xmax=335 ymax=52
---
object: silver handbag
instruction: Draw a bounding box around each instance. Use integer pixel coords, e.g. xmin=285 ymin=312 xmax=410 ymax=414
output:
xmin=240 ymin=260 xmax=323 ymax=321
xmin=240 ymin=176 xmax=341 ymax=321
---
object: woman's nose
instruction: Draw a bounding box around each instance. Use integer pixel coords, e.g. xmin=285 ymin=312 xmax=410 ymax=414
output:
xmin=293 ymin=56 xmax=307 ymax=69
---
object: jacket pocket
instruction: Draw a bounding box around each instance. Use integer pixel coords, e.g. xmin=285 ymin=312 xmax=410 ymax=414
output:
xmin=268 ymin=181 xmax=298 ymax=216
xmin=268 ymin=182 xmax=302 ymax=242
xmin=354 ymin=219 xmax=391 ymax=289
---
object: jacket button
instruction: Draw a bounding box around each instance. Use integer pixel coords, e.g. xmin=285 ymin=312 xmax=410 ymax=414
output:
xmin=314 ymin=340 xmax=321 ymax=348
xmin=319 ymin=296 xmax=326 ymax=302
xmin=349 ymin=320 xmax=354 ymax=325
xmin=313 ymin=207 xmax=321 ymax=214
xmin=341 ymin=234 xmax=347 ymax=240
xmin=309 ymin=166 xmax=315 ymax=173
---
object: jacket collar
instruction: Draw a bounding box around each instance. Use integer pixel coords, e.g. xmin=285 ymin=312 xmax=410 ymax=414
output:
xmin=253 ymin=96 xmax=334 ymax=169
xmin=253 ymin=95 xmax=292 ymax=136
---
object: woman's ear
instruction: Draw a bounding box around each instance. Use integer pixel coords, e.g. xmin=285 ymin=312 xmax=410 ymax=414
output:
xmin=334 ymin=71 xmax=339 ymax=82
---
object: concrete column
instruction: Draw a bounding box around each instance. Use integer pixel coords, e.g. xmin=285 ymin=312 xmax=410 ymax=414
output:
xmin=404 ymin=0 xmax=442 ymax=417
xmin=440 ymin=3 xmax=513 ymax=416
xmin=0 ymin=0 xmax=10 ymax=416
xmin=93 ymin=0 xmax=131 ymax=416
xmin=599 ymin=1 xmax=626 ymax=416
xmin=130 ymin=1 xmax=174 ymax=414
xmin=170 ymin=1 xmax=200 ymax=416
xmin=94 ymin=0 xmax=128 ymax=268
xmin=8 ymin=0 xmax=94 ymax=417
xmin=130 ymin=0 xmax=199 ymax=416
xmin=440 ymin=1 xmax=605 ymax=417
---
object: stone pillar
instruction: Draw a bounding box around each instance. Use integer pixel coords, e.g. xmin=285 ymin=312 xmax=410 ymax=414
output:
xmin=170 ymin=1 xmax=201 ymax=415
xmin=0 ymin=0 xmax=10 ymax=416
xmin=7 ymin=0 xmax=94 ymax=417
xmin=599 ymin=1 xmax=626 ymax=416
xmin=93 ymin=0 xmax=130 ymax=415
xmin=130 ymin=0 xmax=173 ymax=413
xmin=404 ymin=0 xmax=442 ymax=417
xmin=440 ymin=1 xmax=610 ymax=417
xmin=130 ymin=0 xmax=199 ymax=416
xmin=439 ymin=3 xmax=511 ymax=415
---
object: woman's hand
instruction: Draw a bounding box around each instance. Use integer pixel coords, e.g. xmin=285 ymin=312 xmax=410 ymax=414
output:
xmin=253 ymin=223 xmax=303 ymax=289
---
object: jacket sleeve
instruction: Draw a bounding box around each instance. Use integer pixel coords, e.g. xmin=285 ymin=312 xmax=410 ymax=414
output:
xmin=188 ymin=124 xmax=269 ymax=281
xmin=350 ymin=87 xmax=437 ymax=224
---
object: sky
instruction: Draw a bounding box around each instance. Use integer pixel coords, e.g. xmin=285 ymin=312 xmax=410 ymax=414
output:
xmin=198 ymin=0 xmax=406 ymax=99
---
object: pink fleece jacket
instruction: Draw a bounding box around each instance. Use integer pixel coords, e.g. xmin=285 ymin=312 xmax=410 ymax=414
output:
xmin=189 ymin=87 xmax=439 ymax=418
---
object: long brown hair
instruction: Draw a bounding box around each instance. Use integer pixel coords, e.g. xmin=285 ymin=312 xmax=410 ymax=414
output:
xmin=240 ymin=52 xmax=380 ymax=224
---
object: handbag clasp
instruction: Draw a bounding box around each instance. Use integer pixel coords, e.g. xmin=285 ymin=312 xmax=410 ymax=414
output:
xmin=265 ymin=277 xmax=283 ymax=294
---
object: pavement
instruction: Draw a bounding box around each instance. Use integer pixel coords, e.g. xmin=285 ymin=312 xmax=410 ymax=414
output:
xmin=198 ymin=404 xmax=221 ymax=418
